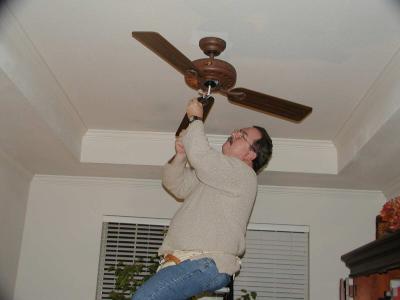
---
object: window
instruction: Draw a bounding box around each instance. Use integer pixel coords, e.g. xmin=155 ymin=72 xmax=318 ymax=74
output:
xmin=235 ymin=224 xmax=309 ymax=299
xmin=96 ymin=217 xmax=309 ymax=300
xmin=96 ymin=217 xmax=169 ymax=300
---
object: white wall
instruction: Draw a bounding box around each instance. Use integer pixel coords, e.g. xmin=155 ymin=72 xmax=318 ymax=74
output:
xmin=0 ymin=149 xmax=32 ymax=300
xmin=14 ymin=175 xmax=385 ymax=300
xmin=252 ymin=186 xmax=385 ymax=299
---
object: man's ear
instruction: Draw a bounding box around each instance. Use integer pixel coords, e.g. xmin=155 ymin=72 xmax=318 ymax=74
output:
xmin=245 ymin=151 xmax=257 ymax=162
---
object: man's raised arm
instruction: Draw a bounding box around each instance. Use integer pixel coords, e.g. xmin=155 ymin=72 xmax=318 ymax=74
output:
xmin=162 ymin=132 xmax=199 ymax=200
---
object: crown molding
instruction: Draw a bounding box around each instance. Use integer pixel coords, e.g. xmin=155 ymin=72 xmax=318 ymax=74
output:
xmin=0 ymin=7 xmax=86 ymax=160
xmin=334 ymin=46 xmax=400 ymax=172
xmin=33 ymin=174 xmax=383 ymax=198
xmin=32 ymin=174 xmax=161 ymax=188
xmin=382 ymin=175 xmax=400 ymax=200
xmin=81 ymin=129 xmax=337 ymax=174
xmin=257 ymin=183 xmax=383 ymax=198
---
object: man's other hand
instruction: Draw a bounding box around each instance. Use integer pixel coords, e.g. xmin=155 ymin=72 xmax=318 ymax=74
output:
xmin=175 ymin=130 xmax=186 ymax=156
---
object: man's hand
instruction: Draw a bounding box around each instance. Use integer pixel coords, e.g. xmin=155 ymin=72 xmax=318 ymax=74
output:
xmin=167 ymin=129 xmax=187 ymax=164
xmin=186 ymin=98 xmax=203 ymax=119
xmin=175 ymin=130 xmax=186 ymax=156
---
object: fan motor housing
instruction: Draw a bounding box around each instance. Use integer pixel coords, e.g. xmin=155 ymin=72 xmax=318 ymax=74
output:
xmin=184 ymin=58 xmax=237 ymax=92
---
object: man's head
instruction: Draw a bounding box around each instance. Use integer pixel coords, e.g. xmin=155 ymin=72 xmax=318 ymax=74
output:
xmin=222 ymin=126 xmax=273 ymax=173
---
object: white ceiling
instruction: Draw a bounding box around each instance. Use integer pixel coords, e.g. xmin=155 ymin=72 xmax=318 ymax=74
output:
xmin=1 ymin=0 xmax=400 ymax=196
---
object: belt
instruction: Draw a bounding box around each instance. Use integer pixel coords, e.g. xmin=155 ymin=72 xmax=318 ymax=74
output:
xmin=157 ymin=254 xmax=182 ymax=272
xmin=157 ymin=251 xmax=241 ymax=273
xmin=157 ymin=251 xmax=202 ymax=272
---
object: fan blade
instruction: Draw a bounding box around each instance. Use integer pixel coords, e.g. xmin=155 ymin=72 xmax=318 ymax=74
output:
xmin=175 ymin=96 xmax=215 ymax=137
xmin=132 ymin=31 xmax=200 ymax=76
xmin=227 ymin=88 xmax=312 ymax=122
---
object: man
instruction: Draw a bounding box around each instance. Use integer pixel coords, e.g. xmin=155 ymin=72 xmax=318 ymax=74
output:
xmin=132 ymin=98 xmax=273 ymax=300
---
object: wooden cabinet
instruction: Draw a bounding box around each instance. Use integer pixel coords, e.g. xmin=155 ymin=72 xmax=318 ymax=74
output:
xmin=341 ymin=231 xmax=400 ymax=299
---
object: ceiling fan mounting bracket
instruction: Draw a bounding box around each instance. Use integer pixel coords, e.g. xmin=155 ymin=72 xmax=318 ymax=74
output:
xmin=199 ymin=37 xmax=226 ymax=57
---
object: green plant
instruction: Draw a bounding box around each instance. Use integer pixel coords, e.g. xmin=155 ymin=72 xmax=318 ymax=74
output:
xmin=236 ymin=288 xmax=257 ymax=300
xmin=108 ymin=255 xmax=159 ymax=300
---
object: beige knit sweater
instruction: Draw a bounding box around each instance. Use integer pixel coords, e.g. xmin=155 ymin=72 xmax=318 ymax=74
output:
xmin=159 ymin=120 xmax=258 ymax=275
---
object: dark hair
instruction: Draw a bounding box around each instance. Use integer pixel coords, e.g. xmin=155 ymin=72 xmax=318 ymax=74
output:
xmin=251 ymin=126 xmax=273 ymax=173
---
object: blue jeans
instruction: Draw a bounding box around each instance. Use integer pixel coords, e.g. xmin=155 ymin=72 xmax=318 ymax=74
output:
xmin=131 ymin=257 xmax=231 ymax=300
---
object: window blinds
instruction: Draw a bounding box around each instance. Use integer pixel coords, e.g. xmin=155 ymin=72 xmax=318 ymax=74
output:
xmin=96 ymin=219 xmax=308 ymax=300
xmin=96 ymin=222 xmax=169 ymax=300
xmin=234 ymin=230 xmax=309 ymax=299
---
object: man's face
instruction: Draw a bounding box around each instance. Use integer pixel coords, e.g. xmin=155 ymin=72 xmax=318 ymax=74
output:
xmin=222 ymin=127 xmax=261 ymax=161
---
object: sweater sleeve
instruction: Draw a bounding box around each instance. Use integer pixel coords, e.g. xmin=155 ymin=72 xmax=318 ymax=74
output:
xmin=182 ymin=121 xmax=250 ymax=194
xmin=162 ymin=156 xmax=199 ymax=200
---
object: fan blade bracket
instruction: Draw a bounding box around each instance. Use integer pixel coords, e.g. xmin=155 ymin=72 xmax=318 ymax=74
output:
xmin=226 ymin=90 xmax=246 ymax=101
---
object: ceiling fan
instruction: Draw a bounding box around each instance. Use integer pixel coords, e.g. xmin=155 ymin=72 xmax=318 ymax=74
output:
xmin=132 ymin=32 xmax=312 ymax=136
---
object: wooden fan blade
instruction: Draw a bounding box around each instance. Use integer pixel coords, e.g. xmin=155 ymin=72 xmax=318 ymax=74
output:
xmin=132 ymin=31 xmax=200 ymax=76
xmin=227 ymin=88 xmax=312 ymax=122
xmin=175 ymin=96 xmax=214 ymax=137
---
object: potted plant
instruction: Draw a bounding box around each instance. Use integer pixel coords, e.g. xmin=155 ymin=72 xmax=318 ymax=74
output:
xmin=377 ymin=196 xmax=400 ymax=239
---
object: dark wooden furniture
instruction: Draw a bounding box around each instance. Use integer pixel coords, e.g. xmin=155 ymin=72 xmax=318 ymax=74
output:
xmin=341 ymin=230 xmax=400 ymax=299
